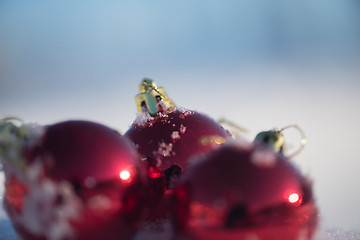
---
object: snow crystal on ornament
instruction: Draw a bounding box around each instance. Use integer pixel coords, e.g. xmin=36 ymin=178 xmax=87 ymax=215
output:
xmin=18 ymin=165 xmax=82 ymax=240
xmin=180 ymin=124 xmax=186 ymax=134
xmin=158 ymin=112 xmax=169 ymax=118
xmin=171 ymin=131 xmax=180 ymax=141
xmin=178 ymin=107 xmax=187 ymax=113
xmin=155 ymin=142 xmax=174 ymax=157
xmin=134 ymin=112 xmax=155 ymax=127
xmin=250 ymin=148 xmax=277 ymax=168
xmin=178 ymin=107 xmax=193 ymax=114
xmin=177 ymin=108 xmax=195 ymax=119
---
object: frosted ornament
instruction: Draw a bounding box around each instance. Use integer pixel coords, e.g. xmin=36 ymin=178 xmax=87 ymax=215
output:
xmin=126 ymin=80 xmax=231 ymax=189
xmin=126 ymin=79 xmax=231 ymax=232
xmin=0 ymin=118 xmax=148 ymax=240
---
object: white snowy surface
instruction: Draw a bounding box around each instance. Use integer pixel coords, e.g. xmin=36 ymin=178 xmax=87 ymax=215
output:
xmin=1 ymin=216 xmax=360 ymax=240
xmin=1 ymin=171 xmax=359 ymax=240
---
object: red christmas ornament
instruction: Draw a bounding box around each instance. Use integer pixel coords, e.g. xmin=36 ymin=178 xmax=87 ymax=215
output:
xmin=125 ymin=79 xmax=231 ymax=233
xmin=171 ymin=143 xmax=318 ymax=240
xmin=125 ymin=109 xmax=230 ymax=235
xmin=1 ymin=120 xmax=148 ymax=240
xmin=125 ymin=109 xmax=230 ymax=188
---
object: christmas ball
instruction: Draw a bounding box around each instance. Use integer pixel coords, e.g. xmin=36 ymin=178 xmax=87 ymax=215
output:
xmin=125 ymin=108 xmax=230 ymax=189
xmin=2 ymin=120 xmax=148 ymax=240
xmin=171 ymin=143 xmax=318 ymax=240
xmin=125 ymin=108 xmax=230 ymax=234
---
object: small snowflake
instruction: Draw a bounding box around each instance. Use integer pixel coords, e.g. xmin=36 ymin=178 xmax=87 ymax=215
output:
xmin=156 ymin=142 xmax=173 ymax=157
xmin=171 ymin=131 xmax=180 ymax=141
xmin=180 ymin=124 xmax=187 ymax=134
xmin=134 ymin=112 xmax=154 ymax=126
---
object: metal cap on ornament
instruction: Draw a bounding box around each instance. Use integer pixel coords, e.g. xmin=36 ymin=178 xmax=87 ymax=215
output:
xmin=135 ymin=78 xmax=177 ymax=116
xmin=254 ymin=124 xmax=307 ymax=159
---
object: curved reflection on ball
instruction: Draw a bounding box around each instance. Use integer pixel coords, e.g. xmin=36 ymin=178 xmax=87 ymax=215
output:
xmin=171 ymin=143 xmax=319 ymax=240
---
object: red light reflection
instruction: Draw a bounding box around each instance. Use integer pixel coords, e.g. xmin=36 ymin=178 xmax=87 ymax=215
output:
xmin=120 ymin=170 xmax=131 ymax=181
xmin=288 ymin=193 xmax=302 ymax=206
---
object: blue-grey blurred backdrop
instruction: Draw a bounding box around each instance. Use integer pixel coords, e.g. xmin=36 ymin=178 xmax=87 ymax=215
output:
xmin=1 ymin=0 xmax=360 ymax=235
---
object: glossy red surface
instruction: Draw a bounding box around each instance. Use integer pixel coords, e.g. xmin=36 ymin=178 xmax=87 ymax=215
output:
xmin=146 ymin=164 xmax=167 ymax=206
xmin=125 ymin=109 xmax=230 ymax=175
xmin=125 ymin=109 xmax=230 ymax=227
xmin=4 ymin=120 xmax=148 ymax=240
xmin=40 ymin=121 xmax=143 ymax=182
xmin=171 ymin=143 xmax=318 ymax=240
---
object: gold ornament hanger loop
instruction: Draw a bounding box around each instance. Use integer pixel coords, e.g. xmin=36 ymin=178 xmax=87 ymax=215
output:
xmin=254 ymin=124 xmax=307 ymax=159
xmin=279 ymin=124 xmax=307 ymax=159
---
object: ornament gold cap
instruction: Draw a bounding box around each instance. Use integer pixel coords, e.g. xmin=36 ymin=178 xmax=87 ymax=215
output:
xmin=135 ymin=78 xmax=177 ymax=116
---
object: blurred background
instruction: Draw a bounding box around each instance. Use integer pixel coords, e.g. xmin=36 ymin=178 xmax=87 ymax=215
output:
xmin=1 ymin=0 xmax=360 ymax=238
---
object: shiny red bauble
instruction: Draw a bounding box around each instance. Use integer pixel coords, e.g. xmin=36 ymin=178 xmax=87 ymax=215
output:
xmin=125 ymin=109 xmax=230 ymax=234
xmin=4 ymin=120 xmax=148 ymax=240
xmin=125 ymin=109 xmax=230 ymax=187
xmin=171 ymin=143 xmax=318 ymax=240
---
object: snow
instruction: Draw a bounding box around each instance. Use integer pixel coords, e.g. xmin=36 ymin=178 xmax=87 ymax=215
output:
xmin=21 ymin=179 xmax=81 ymax=240
xmin=155 ymin=142 xmax=174 ymax=158
xmin=180 ymin=124 xmax=187 ymax=134
xmin=1 ymin=169 xmax=360 ymax=240
xmin=315 ymin=227 xmax=360 ymax=240
xmin=1 ymin=122 xmax=359 ymax=239
xmin=133 ymin=112 xmax=155 ymax=127
xmin=171 ymin=131 xmax=181 ymax=141
xmin=0 ymin=120 xmax=82 ymax=240
xmin=2 ymin=167 xmax=82 ymax=240
xmin=157 ymin=112 xmax=169 ymax=118
xmin=1 ymin=210 xmax=360 ymax=240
